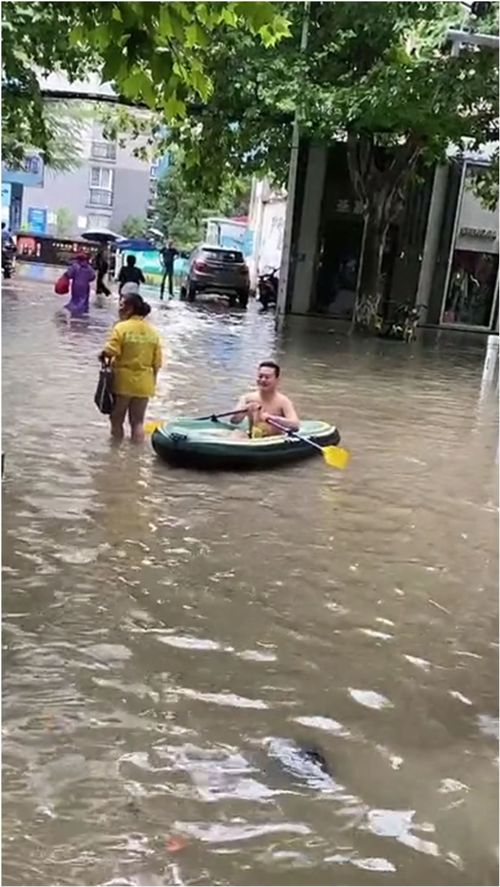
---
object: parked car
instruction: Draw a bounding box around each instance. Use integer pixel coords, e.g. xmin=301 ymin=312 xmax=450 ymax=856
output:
xmin=180 ymin=245 xmax=250 ymax=308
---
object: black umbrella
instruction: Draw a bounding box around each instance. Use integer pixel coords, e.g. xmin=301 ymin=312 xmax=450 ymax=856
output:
xmin=82 ymin=228 xmax=124 ymax=244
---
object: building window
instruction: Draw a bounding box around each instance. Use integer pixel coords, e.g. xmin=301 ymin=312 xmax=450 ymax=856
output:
xmin=441 ymin=162 xmax=499 ymax=328
xmin=91 ymin=141 xmax=116 ymax=161
xmin=87 ymin=215 xmax=110 ymax=229
xmin=89 ymin=189 xmax=113 ymax=207
xmin=90 ymin=167 xmax=113 ymax=189
xmin=89 ymin=167 xmax=113 ymax=207
xmin=442 ymin=251 xmax=498 ymax=327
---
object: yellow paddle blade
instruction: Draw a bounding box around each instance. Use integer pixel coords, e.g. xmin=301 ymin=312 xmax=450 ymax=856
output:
xmin=144 ymin=420 xmax=163 ymax=434
xmin=322 ymin=445 xmax=351 ymax=470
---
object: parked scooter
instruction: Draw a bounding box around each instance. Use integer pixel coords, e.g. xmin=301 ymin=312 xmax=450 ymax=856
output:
xmin=2 ymin=244 xmax=16 ymax=279
xmin=257 ymin=267 xmax=279 ymax=312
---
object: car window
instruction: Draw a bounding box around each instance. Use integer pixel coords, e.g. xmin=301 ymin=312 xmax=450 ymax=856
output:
xmin=202 ymin=249 xmax=245 ymax=264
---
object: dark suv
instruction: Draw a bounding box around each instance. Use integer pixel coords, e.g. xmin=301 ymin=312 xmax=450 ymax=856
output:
xmin=180 ymin=245 xmax=250 ymax=308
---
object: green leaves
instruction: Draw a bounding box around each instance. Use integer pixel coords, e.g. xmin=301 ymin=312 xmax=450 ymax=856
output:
xmin=3 ymin=1 xmax=290 ymax=164
xmin=163 ymin=93 xmax=187 ymax=120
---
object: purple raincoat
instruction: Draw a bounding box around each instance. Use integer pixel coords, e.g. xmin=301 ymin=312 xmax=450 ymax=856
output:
xmin=64 ymin=258 xmax=96 ymax=317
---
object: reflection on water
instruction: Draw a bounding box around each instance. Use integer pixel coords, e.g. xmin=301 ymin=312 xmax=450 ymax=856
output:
xmin=2 ymin=279 xmax=498 ymax=886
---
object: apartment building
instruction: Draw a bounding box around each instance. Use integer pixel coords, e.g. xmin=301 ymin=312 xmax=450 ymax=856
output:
xmin=19 ymin=117 xmax=155 ymax=238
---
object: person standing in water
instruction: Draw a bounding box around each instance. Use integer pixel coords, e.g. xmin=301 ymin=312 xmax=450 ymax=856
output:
xmin=99 ymin=293 xmax=162 ymax=443
xmin=94 ymin=247 xmax=111 ymax=297
xmin=64 ymin=249 xmax=96 ymax=317
xmin=118 ymin=254 xmax=146 ymax=296
xmin=160 ymin=238 xmax=178 ymax=300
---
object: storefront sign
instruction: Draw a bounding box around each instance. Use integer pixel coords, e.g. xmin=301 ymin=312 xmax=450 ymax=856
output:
xmin=459 ymin=226 xmax=497 ymax=240
xmin=27 ymin=207 xmax=48 ymax=234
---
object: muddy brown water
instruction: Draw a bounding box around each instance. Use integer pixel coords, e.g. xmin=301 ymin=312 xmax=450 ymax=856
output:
xmin=2 ymin=275 xmax=498 ymax=886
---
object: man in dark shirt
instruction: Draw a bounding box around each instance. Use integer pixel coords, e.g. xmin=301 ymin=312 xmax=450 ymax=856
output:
xmin=118 ymin=254 xmax=146 ymax=295
xmin=160 ymin=238 xmax=178 ymax=300
xmin=94 ymin=247 xmax=111 ymax=297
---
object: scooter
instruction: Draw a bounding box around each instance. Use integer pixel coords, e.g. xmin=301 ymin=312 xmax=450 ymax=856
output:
xmin=2 ymin=245 xmax=16 ymax=279
xmin=257 ymin=267 xmax=279 ymax=312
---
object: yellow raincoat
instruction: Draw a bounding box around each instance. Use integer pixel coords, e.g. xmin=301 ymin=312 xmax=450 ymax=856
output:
xmin=104 ymin=316 xmax=162 ymax=398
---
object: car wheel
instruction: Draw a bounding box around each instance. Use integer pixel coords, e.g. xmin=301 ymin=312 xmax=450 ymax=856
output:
xmin=187 ymin=283 xmax=197 ymax=302
xmin=238 ymin=290 xmax=249 ymax=309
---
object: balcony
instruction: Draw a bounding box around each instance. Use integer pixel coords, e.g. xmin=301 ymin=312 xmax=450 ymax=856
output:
xmin=90 ymin=141 xmax=117 ymax=162
xmin=88 ymin=188 xmax=113 ymax=208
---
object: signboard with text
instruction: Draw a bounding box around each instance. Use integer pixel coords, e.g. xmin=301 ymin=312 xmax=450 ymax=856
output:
xmin=2 ymin=153 xmax=44 ymax=188
xmin=27 ymin=207 xmax=48 ymax=234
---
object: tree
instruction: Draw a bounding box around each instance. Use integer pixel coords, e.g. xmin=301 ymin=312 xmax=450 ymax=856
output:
xmin=120 ymin=215 xmax=148 ymax=237
xmin=163 ymin=2 xmax=498 ymax=331
xmin=2 ymin=2 xmax=289 ymax=168
xmin=55 ymin=207 xmax=75 ymax=236
xmin=153 ymin=152 xmax=250 ymax=249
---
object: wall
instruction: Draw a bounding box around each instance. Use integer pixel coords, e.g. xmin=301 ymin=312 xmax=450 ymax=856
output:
xmin=289 ymin=145 xmax=328 ymax=314
xmin=246 ymin=178 xmax=287 ymax=290
xmin=111 ymin=167 xmax=150 ymax=231
xmin=257 ymin=199 xmax=286 ymax=273
xmin=22 ymin=166 xmax=92 ymax=237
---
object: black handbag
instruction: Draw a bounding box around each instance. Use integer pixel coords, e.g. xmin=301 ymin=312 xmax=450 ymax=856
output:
xmin=94 ymin=359 xmax=115 ymax=415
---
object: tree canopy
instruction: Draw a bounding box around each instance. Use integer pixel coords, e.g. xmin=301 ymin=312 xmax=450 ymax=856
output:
xmin=2 ymin=1 xmax=289 ymax=168
xmin=153 ymin=152 xmax=250 ymax=249
xmin=166 ymin=2 xmax=498 ymax=187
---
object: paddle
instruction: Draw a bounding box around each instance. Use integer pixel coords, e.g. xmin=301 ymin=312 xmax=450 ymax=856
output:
xmin=266 ymin=417 xmax=351 ymax=470
xmin=144 ymin=408 xmax=247 ymax=435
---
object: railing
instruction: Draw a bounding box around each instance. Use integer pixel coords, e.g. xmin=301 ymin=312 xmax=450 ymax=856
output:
xmin=90 ymin=141 xmax=117 ymax=162
xmin=88 ymin=188 xmax=113 ymax=207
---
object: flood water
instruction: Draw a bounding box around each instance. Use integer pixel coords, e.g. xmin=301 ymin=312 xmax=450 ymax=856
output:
xmin=2 ymin=274 xmax=499 ymax=886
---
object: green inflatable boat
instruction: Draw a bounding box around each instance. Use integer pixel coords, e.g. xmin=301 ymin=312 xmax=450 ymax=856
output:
xmin=151 ymin=417 xmax=340 ymax=470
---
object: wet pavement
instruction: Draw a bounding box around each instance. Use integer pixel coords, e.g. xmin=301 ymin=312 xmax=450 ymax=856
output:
xmin=2 ymin=268 xmax=499 ymax=886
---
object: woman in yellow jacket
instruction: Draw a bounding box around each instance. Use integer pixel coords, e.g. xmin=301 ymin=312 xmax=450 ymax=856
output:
xmin=100 ymin=293 xmax=162 ymax=443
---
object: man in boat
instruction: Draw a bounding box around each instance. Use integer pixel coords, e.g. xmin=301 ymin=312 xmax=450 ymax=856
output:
xmin=230 ymin=360 xmax=300 ymax=438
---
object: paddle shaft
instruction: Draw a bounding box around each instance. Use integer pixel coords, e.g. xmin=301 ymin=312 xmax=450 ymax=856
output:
xmin=266 ymin=417 xmax=325 ymax=452
xmin=145 ymin=408 xmax=247 ymax=434
xmin=196 ymin=408 xmax=248 ymax=422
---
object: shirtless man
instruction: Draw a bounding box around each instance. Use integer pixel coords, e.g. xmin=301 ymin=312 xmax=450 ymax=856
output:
xmin=230 ymin=360 xmax=300 ymax=438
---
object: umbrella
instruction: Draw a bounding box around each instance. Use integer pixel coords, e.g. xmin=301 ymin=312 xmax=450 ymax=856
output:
xmin=148 ymin=227 xmax=165 ymax=240
xmin=82 ymin=228 xmax=124 ymax=244
xmin=117 ymin=237 xmax=157 ymax=251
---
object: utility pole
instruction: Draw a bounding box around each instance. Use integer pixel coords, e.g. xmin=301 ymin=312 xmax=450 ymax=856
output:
xmin=275 ymin=1 xmax=310 ymax=324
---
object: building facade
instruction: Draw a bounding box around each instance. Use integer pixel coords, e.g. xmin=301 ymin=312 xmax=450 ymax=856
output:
xmin=17 ymin=118 xmax=155 ymax=239
xmin=279 ymin=141 xmax=499 ymax=334
xmin=247 ymin=178 xmax=287 ymax=282
xmin=422 ymin=155 xmax=499 ymax=331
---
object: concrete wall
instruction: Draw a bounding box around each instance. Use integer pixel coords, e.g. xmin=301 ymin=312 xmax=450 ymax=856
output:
xmin=258 ymin=199 xmax=286 ymax=273
xmin=289 ymin=145 xmax=328 ymax=313
xmin=247 ymin=178 xmax=287 ymax=289
xmin=111 ymin=167 xmax=150 ymax=231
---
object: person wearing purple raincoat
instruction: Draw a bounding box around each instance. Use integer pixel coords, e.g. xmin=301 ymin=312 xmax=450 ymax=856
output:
xmin=64 ymin=251 xmax=96 ymax=317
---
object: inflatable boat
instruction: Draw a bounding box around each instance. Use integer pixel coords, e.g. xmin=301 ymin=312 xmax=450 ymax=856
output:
xmin=151 ymin=417 xmax=340 ymax=470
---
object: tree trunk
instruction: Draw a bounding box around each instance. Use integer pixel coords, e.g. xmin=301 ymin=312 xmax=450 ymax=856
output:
xmin=346 ymin=131 xmax=425 ymax=335
xmin=351 ymin=207 xmax=389 ymax=334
